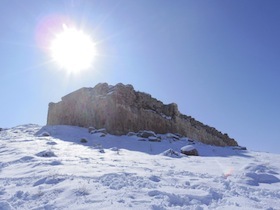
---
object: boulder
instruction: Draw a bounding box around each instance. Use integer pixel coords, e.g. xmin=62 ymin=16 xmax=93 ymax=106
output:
xmin=88 ymin=126 xmax=95 ymax=133
xmin=100 ymin=133 xmax=106 ymax=137
xmin=127 ymin=132 xmax=137 ymax=136
xmin=137 ymin=130 xmax=156 ymax=138
xmin=166 ymin=133 xmax=180 ymax=140
xmin=161 ymin=149 xmax=180 ymax=158
xmin=91 ymin=128 xmax=107 ymax=135
xmin=181 ymin=145 xmax=199 ymax=156
xmin=80 ymin=138 xmax=88 ymax=143
xmin=148 ymin=136 xmax=161 ymax=142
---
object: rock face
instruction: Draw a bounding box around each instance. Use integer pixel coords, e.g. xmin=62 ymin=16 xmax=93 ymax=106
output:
xmin=47 ymin=83 xmax=238 ymax=146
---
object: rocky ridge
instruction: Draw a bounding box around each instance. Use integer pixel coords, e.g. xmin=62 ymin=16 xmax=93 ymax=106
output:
xmin=47 ymin=83 xmax=238 ymax=146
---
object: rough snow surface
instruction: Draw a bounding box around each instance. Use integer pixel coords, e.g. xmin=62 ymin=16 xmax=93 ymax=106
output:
xmin=0 ymin=124 xmax=280 ymax=210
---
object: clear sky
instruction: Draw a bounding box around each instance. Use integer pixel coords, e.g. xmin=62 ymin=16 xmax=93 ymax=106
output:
xmin=1 ymin=0 xmax=279 ymax=153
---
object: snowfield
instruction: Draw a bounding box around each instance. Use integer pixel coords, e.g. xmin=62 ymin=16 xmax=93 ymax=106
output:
xmin=0 ymin=124 xmax=280 ymax=210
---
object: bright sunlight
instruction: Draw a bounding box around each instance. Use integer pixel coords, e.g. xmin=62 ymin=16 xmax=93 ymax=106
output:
xmin=50 ymin=24 xmax=96 ymax=73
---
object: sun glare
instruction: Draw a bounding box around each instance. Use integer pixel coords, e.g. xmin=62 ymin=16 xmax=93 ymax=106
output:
xmin=50 ymin=24 xmax=96 ymax=73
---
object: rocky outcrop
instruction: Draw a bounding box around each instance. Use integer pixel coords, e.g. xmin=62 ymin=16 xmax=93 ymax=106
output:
xmin=47 ymin=83 xmax=238 ymax=146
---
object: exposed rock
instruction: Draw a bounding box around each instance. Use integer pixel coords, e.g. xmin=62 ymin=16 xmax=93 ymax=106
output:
xmin=36 ymin=150 xmax=57 ymax=158
xmin=166 ymin=133 xmax=180 ymax=140
xmin=174 ymin=133 xmax=183 ymax=138
xmin=127 ymin=132 xmax=137 ymax=136
xmin=80 ymin=138 xmax=88 ymax=143
xmin=97 ymin=128 xmax=107 ymax=134
xmin=187 ymin=139 xmax=195 ymax=145
xmin=181 ymin=145 xmax=199 ymax=156
xmin=161 ymin=149 xmax=181 ymax=158
xmin=137 ymin=130 xmax=156 ymax=138
xmin=47 ymin=83 xmax=238 ymax=147
xmin=38 ymin=131 xmax=50 ymax=137
xmin=88 ymin=126 xmax=95 ymax=133
xmin=91 ymin=128 xmax=107 ymax=135
xmin=233 ymin=146 xmax=247 ymax=150
xmin=148 ymin=136 xmax=161 ymax=142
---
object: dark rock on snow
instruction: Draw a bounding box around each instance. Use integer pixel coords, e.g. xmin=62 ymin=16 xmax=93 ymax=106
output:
xmin=181 ymin=145 xmax=199 ymax=156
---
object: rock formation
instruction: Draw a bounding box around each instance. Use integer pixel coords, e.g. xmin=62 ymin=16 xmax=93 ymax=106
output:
xmin=47 ymin=83 xmax=238 ymax=146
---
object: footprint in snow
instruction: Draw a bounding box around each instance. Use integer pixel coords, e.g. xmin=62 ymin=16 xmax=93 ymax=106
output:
xmin=46 ymin=141 xmax=57 ymax=145
xmin=33 ymin=176 xmax=65 ymax=186
xmin=149 ymin=175 xmax=161 ymax=182
xmin=242 ymin=164 xmax=280 ymax=186
xmin=36 ymin=150 xmax=57 ymax=158
xmin=49 ymin=160 xmax=62 ymax=166
xmin=19 ymin=156 xmax=34 ymax=161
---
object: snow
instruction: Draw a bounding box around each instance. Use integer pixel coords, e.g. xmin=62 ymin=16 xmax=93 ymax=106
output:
xmin=181 ymin=145 xmax=196 ymax=152
xmin=1 ymin=124 xmax=280 ymax=210
xmin=160 ymin=113 xmax=172 ymax=120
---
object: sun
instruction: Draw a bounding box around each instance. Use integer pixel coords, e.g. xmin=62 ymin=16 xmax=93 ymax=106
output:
xmin=50 ymin=24 xmax=96 ymax=73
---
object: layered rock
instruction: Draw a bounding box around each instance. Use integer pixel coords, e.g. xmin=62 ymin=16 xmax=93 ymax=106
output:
xmin=47 ymin=83 xmax=238 ymax=146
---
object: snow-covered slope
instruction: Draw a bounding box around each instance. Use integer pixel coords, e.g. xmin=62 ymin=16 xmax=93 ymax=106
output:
xmin=0 ymin=124 xmax=279 ymax=210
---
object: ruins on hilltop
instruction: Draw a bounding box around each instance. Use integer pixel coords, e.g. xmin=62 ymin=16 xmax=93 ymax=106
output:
xmin=47 ymin=83 xmax=238 ymax=146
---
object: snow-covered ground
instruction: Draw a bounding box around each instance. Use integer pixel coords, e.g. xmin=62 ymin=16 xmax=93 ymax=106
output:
xmin=0 ymin=124 xmax=279 ymax=210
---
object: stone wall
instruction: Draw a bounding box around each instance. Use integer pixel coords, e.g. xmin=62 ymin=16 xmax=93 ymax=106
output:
xmin=47 ymin=83 xmax=238 ymax=146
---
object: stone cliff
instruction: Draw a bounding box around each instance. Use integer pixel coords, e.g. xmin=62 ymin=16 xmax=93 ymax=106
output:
xmin=47 ymin=83 xmax=238 ymax=146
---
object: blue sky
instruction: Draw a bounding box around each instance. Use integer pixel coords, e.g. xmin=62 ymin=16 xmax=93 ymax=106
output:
xmin=0 ymin=0 xmax=279 ymax=153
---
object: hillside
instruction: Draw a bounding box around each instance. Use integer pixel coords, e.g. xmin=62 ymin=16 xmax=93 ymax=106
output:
xmin=0 ymin=124 xmax=279 ymax=210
